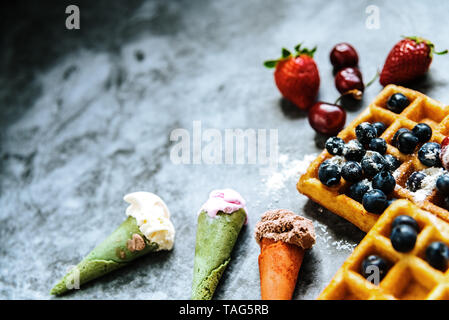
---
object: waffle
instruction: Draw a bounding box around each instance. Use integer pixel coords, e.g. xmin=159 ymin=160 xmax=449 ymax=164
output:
xmin=297 ymin=84 xmax=449 ymax=232
xmin=318 ymin=199 xmax=449 ymax=300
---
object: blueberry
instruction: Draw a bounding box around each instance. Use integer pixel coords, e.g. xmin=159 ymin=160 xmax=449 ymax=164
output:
xmin=397 ymin=132 xmax=419 ymax=154
xmin=343 ymin=139 xmax=366 ymax=162
xmin=418 ymin=142 xmax=441 ymax=167
xmin=425 ymin=241 xmax=449 ymax=271
xmin=384 ymin=154 xmax=401 ymax=171
xmin=392 ymin=215 xmax=420 ymax=233
xmin=372 ymin=170 xmax=396 ymax=194
xmin=318 ymin=163 xmax=341 ymax=187
xmin=361 ymin=151 xmax=387 ymax=177
xmin=341 ymin=161 xmax=363 ymax=183
xmin=386 ymin=93 xmax=410 ymax=113
xmin=356 ymin=122 xmax=377 ymax=145
xmin=406 ymin=171 xmax=426 ymax=192
xmin=436 ymin=174 xmax=449 ymax=196
xmin=363 ymin=189 xmax=388 ymax=214
xmin=372 ymin=122 xmax=387 ymax=137
xmin=392 ymin=128 xmax=411 ymax=148
xmin=369 ymin=138 xmax=387 ymax=155
xmin=348 ymin=180 xmax=371 ymax=203
xmin=390 ymin=224 xmax=417 ymax=252
xmin=325 ymin=137 xmax=345 ymax=156
xmin=412 ymin=123 xmax=432 ymax=143
xmin=361 ymin=255 xmax=390 ymax=283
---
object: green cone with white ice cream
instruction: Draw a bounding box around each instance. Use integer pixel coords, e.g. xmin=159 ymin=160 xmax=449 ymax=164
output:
xmin=50 ymin=192 xmax=175 ymax=295
xmin=191 ymin=189 xmax=247 ymax=300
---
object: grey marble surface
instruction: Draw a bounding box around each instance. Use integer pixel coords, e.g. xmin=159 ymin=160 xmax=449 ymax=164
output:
xmin=1 ymin=0 xmax=449 ymax=300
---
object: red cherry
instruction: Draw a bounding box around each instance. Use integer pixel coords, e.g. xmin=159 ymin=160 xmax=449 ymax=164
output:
xmin=335 ymin=67 xmax=364 ymax=99
xmin=440 ymin=137 xmax=449 ymax=170
xmin=308 ymin=102 xmax=346 ymax=136
xmin=330 ymin=43 xmax=359 ymax=70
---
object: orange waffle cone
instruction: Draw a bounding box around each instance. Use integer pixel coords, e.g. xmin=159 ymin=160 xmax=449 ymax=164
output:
xmin=258 ymin=238 xmax=304 ymax=300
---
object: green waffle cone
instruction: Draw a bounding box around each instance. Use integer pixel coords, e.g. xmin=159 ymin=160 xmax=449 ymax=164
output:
xmin=191 ymin=209 xmax=246 ymax=300
xmin=51 ymin=216 xmax=159 ymax=295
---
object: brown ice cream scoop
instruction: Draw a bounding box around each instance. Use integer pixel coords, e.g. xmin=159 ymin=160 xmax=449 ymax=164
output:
xmin=254 ymin=209 xmax=316 ymax=249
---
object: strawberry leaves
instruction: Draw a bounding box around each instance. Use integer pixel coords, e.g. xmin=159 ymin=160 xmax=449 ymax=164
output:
xmin=282 ymin=48 xmax=291 ymax=58
xmin=263 ymin=60 xmax=278 ymax=68
xmin=264 ymin=44 xmax=317 ymax=68
xmin=294 ymin=43 xmax=317 ymax=58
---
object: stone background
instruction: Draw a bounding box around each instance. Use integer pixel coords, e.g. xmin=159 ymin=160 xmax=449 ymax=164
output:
xmin=1 ymin=0 xmax=449 ymax=299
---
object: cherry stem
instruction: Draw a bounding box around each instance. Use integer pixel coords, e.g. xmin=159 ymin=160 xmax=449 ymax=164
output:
xmin=335 ymin=89 xmax=363 ymax=104
xmin=366 ymin=70 xmax=380 ymax=88
xmin=334 ymin=96 xmax=343 ymax=105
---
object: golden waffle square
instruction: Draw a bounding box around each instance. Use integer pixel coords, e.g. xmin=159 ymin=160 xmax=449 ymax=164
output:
xmin=318 ymin=199 xmax=449 ymax=300
xmin=297 ymin=85 xmax=449 ymax=232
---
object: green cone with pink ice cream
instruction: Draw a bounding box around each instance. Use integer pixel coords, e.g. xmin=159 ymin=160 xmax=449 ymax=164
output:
xmin=191 ymin=189 xmax=247 ymax=300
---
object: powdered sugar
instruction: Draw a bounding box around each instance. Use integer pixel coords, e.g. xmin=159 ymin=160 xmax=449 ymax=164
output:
xmin=410 ymin=167 xmax=445 ymax=202
xmin=363 ymin=151 xmax=384 ymax=171
xmin=327 ymin=155 xmax=346 ymax=169
xmin=393 ymin=169 xmax=400 ymax=180
xmin=424 ymin=148 xmax=439 ymax=161
xmin=346 ymin=140 xmax=359 ymax=150
xmin=344 ymin=140 xmax=360 ymax=153
xmin=264 ymin=153 xmax=317 ymax=192
xmin=331 ymin=239 xmax=358 ymax=251
xmin=314 ymin=218 xmax=357 ymax=252
xmin=359 ymin=178 xmax=373 ymax=190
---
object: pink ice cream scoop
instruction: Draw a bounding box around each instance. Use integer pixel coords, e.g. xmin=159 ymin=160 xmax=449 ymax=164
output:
xmin=199 ymin=189 xmax=248 ymax=224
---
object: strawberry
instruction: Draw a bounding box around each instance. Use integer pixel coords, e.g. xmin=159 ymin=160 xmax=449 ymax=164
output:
xmin=440 ymin=137 xmax=449 ymax=171
xmin=264 ymin=44 xmax=320 ymax=110
xmin=380 ymin=36 xmax=447 ymax=86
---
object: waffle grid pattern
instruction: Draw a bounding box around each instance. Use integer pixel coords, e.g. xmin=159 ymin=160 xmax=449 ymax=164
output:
xmin=318 ymin=200 xmax=449 ymax=300
xmin=297 ymin=85 xmax=449 ymax=232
